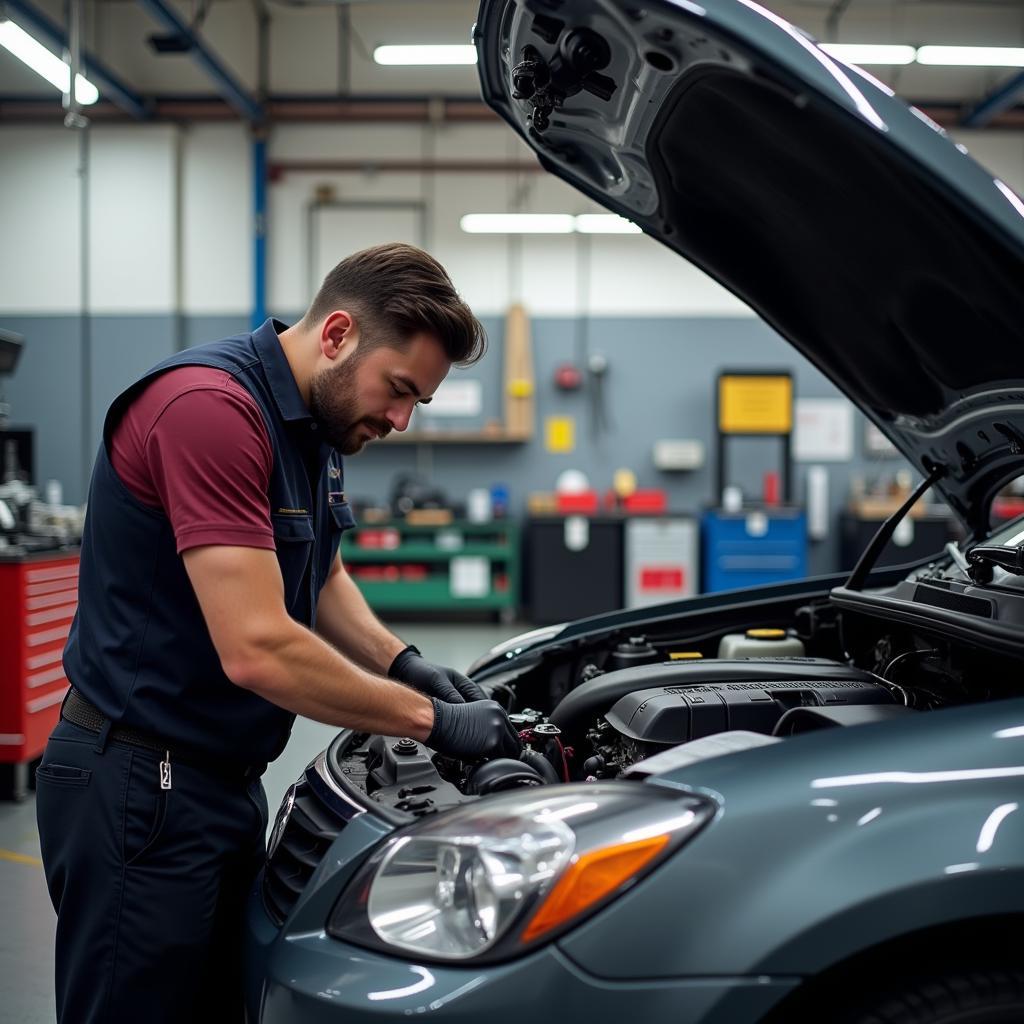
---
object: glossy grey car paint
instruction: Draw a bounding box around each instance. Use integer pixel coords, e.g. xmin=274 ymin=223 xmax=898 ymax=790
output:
xmin=244 ymin=1 xmax=1024 ymax=1019
xmin=561 ymin=699 xmax=1024 ymax=979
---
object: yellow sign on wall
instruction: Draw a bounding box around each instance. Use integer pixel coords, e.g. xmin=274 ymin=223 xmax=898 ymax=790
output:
xmin=545 ymin=416 xmax=575 ymax=453
xmin=718 ymin=375 xmax=793 ymax=434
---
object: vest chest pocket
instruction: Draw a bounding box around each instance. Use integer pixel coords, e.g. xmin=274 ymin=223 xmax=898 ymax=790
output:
xmin=271 ymin=513 xmax=315 ymax=609
xmin=328 ymin=500 xmax=356 ymax=534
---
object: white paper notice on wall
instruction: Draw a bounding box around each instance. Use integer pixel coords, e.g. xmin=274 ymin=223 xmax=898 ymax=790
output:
xmin=450 ymin=556 xmax=489 ymax=598
xmin=418 ymin=379 xmax=482 ymax=418
xmin=794 ymin=398 xmax=854 ymax=462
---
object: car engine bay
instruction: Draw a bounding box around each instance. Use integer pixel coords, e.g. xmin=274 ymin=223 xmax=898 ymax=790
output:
xmin=328 ymin=550 xmax=1024 ymax=820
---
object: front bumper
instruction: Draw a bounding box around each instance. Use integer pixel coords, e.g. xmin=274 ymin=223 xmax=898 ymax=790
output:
xmin=244 ymin=811 xmax=796 ymax=1024
xmin=245 ymin=739 xmax=797 ymax=1023
xmin=247 ymin=895 xmax=796 ymax=1024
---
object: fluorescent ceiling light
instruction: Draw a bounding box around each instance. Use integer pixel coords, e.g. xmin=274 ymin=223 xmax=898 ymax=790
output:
xmin=575 ymin=214 xmax=642 ymax=234
xmin=461 ymin=213 xmax=575 ymax=234
xmin=820 ymin=43 xmax=916 ymax=66
xmin=374 ymin=44 xmax=477 ymax=66
xmin=460 ymin=213 xmax=644 ymax=234
xmin=0 ymin=18 xmax=98 ymax=103
xmin=917 ymin=45 xmax=1024 ymax=67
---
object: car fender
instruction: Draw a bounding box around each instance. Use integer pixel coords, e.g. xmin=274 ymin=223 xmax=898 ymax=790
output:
xmin=558 ymin=698 xmax=1024 ymax=978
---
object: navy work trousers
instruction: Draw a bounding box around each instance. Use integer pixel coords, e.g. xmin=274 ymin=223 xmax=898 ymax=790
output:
xmin=36 ymin=719 xmax=268 ymax=1024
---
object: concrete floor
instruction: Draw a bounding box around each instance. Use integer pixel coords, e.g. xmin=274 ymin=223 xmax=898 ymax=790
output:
xmin=0 ymin=621 xmax=519 ymax=1024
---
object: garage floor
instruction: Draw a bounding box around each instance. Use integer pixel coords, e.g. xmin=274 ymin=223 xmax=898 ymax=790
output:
xmin=0 ymin=621 xmax=519 ymax=1024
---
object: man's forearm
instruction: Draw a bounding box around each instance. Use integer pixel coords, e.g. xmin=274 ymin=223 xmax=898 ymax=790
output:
xmin=235 ymin=616 xmax=433 ymax=739
xmin=315 ymin=560 xmax=406 ymax=674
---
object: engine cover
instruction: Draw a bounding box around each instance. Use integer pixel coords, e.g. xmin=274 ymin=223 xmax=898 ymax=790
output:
xmin=601 ymin=659 xmax=895 ymax=745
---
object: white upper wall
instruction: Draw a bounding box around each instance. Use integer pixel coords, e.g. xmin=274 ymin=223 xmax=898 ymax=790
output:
xmin=1 ymin=119 xmax=1022 ymax=317
xmin=87 ymin=125 xmax=177 ymax=313
xmin=0 ymin=128 xmax=82 ymax=312
xmin=183 ymin=124 xmax=252 ymax=314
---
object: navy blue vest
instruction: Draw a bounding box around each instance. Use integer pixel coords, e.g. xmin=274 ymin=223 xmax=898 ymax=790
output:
xmin=63 ymin=319 xmax=356 ymax=763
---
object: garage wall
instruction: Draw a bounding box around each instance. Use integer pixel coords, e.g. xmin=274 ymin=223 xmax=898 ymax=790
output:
xmin=2 ymin=120 xmax=1022 ymax=574
xmin=2 ymin=308 xmax=896 ymax=574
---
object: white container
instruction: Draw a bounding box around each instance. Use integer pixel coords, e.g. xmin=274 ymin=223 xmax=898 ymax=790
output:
xmin=717 ymin=629 xmax=806 ymax=659
xmin=467 ymin=488 xmax=492 ymax=523
xmin=624 ymin=517 xmax=698 ymax=608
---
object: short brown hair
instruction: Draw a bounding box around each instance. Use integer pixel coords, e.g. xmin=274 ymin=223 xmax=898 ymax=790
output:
xmin=304 ymin=242 xmax=486 ymax=366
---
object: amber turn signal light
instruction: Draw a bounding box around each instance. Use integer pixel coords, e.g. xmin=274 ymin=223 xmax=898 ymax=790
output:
xmin=520 ymin=834 xmax=671 ymax=943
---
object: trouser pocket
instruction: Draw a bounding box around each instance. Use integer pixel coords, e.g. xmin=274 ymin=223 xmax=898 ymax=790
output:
xmin=36 ymin=763 xmax=92 ymax=788
xmin=123 ymin=752 xmax=170 ymax=867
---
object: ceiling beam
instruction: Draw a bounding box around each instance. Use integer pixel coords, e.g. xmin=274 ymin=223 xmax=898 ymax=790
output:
xmin=135 ymin=0 xmax=262 ymax=123
xmin=8 ymin=94 xmax=1020 ymax=130
xmin=3 ymin=0 xmax=149 ymax=119
xmin=961 ymin=71 xmax=1024 ymax=129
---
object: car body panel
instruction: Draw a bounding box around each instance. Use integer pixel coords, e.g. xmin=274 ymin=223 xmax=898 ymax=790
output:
xmin=253 ymin=933 xmax=798 ymax=1024
xmin=559 ymin=698 xmax=1024 ymax=977
xmin=470 ymin=566 xmax=918 ymax=680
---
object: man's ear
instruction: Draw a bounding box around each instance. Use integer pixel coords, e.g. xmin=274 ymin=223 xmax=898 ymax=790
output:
xmin=320 ymin=310 xmax=358 ymax=361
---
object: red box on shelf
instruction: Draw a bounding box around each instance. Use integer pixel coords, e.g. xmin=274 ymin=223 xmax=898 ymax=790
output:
xmin=556 ymin=491 xmax=599 ymax=514
xmin=623 ymin=489 xmax=668 ymax=514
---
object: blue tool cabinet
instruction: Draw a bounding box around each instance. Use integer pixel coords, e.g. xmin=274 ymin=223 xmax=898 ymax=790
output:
xmin=701 ymin=508 xmax=808 ymax=592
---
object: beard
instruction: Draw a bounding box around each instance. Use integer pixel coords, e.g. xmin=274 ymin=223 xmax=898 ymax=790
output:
xmin=308 ymin=355 xmax=391 ymax=454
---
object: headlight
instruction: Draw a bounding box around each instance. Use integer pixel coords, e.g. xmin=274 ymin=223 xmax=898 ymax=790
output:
xmin=327 ymin=783 xmax=715 ymax=962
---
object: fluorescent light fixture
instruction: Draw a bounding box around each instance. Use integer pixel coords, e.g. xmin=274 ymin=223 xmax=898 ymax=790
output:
xmin=917 ymin=45 xmax=1024 ymax=67
xmin=820 ymin=43 xmax=916 ymax=66
xmin=374 ymin=44 xmax=477 ymax=66
xmin=461 ymin=213 xmax=575 ymax=234
xmin=0 ymin=18 xmax=98 ymax=103
xmin=461 ymin=213 xmax=642 ymax=234
xmin=575 ymin=214 xmax=642 ymax=234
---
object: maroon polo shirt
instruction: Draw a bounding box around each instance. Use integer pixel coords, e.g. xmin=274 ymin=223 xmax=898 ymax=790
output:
xmin=109 ymin=366 xmax=276 ymax=555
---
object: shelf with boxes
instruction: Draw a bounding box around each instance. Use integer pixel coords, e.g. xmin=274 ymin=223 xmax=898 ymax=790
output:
xmin=340 ymin=520 xmax=520 ymax=617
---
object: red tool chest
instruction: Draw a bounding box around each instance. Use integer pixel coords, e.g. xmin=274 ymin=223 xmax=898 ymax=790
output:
xmin=0 ymin=551 xmax=79 ymax=796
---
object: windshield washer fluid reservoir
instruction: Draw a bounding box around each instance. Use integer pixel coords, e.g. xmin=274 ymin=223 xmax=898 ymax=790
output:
xmin=717 ymin=628 xmax=805 ymax=659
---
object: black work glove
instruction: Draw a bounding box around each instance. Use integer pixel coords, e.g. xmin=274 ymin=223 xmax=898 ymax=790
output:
xmin=427 ymin=697 xmax=522 ymax=761
xmin=389 ymin=645 xmax=486 ymax=704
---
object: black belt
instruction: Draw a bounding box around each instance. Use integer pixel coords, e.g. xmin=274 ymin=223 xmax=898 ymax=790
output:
xmin=62 ymin=688 xmax=266 ymax=783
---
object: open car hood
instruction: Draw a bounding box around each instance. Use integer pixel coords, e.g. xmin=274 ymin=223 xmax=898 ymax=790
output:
xmin=474 ymin=0 xmax=1024 ymax=539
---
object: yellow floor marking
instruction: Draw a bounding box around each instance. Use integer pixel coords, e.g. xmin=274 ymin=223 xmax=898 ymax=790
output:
xmin=0 ymin=848 xmax=42 ymax=867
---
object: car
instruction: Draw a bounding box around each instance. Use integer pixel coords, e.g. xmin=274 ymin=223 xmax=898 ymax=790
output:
xmin=244 ymin=1 xmax=1024 ymax=1021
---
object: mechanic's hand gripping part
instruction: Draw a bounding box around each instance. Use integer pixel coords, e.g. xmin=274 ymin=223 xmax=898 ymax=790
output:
xmin=427 ymin=697 xmax=522 ymax=761
xmin=389 ymin=644 xmax=487 ymax=703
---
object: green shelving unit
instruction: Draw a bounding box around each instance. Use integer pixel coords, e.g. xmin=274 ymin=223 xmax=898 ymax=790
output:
xmin=341 ymin=520 xmax=520 ymax=619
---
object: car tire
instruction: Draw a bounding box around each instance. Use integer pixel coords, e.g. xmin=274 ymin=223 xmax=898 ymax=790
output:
xmin=842 ymin=969 xmax=1024 ymax=1024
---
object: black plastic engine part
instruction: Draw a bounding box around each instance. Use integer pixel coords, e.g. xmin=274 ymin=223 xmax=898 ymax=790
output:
xmin=363 ymin=735 xmax=463 ymax=812
xmin=466 ymin=758 xmax=544 ymax=794
xmin=519 ymin=747 xmax=561 ymax=785
xmin=551 ymin=657 xmax=889 ymax=736
xmin=772 ymin=704 xmax=915 ymax=736
xmin=605 ymin=672 xmax=895 ymax=746
xmin=608 ymin=636 xmax=660 ymax=672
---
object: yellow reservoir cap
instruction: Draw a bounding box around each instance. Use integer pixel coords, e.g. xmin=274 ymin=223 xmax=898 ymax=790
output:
xmin=745 ymin=628 xmax=786 ymax=640
xmin=669 ymin=651 xmax=704 ymax=660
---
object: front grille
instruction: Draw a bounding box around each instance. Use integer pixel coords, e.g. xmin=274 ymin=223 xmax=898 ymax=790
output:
xmin=262 ymin=777 xmax=348 ymax=926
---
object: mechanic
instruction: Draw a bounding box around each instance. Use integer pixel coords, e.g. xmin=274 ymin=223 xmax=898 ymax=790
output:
xmin=35 ymin=242 xmax=522 ymax=1024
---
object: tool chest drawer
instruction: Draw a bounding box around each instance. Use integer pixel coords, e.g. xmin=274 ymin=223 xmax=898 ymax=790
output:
xmin=0 ymin=553 xmax=79 ymax=765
